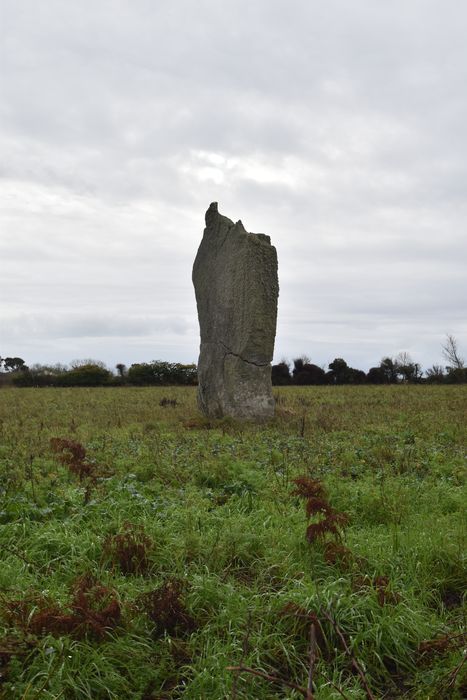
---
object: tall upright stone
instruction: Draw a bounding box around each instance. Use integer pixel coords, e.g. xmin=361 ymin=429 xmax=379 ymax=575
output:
xmin=193 ymin=202 xmax=278 ymax=420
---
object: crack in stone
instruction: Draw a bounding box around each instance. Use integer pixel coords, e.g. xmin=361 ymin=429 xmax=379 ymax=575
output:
xmin=219 ymin=341 xmax=269 ymax=368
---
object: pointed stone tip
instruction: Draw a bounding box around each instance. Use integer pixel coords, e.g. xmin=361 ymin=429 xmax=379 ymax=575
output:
xmin=205 ymin=202 xmax=219 ymax=226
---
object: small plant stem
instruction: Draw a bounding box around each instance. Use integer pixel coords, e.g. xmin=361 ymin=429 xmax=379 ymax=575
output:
xmin=322 ymin=610 xmax=376 ymax=700
xmin=441 ymin=654 xmax=466 ymax=693
xmin=20 ymin=681 xmax=33 ymax=700
xmin=28 ymin=454 xmax=37 ymax=504
xmin=323 ymin=679 xmax=352 ymax=700
xmin=299 ymin=413 xmax=306 ymax=438
xmin=307 ymin=622 xmax=317 ymax=695
xmin=227 ymin=665 xmax=314 ymax=698
xmin=231 ymin=611 xmax=252 ymax=699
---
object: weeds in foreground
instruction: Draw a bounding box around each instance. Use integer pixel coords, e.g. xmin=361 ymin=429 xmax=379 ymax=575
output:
xmin=292 ymin=476 xmax=349 ymax=542
xmin=418 ymin=632 xmax=466 ymax=660
xmin=230 ymin=602 xmax=380 ymax=700
xmin=103 ymin=522 xmax=154 ymax=575
xmin=49 ymin=438 xmax=92 ymax=481
xmin=137 ymin=578 xmax=196 ymax=638
xmin=0 ymin=385 xmax=465 ymax=698
xmin=50 ymin=436 xmax=114 ymax=505
xmin=2 ymin=574 xmax=121 ymax=640
xmin=159 ymin=397 xmax=178 ymax=408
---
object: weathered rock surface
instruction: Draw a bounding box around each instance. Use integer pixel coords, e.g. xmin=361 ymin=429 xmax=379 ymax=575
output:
xmin=193 ymin=202 xmax=278 ymax=420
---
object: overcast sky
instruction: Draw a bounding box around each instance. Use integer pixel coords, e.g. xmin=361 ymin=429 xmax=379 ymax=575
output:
xmin=1 ymin=0 xmax=466 ymax=372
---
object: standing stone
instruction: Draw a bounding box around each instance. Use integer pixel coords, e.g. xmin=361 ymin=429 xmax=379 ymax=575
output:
xmin=193 ymin=202 xmax=278 ymax=420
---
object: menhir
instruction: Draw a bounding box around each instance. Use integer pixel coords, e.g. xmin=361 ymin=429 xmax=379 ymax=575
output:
xmin=193 ymin=202 xmax=278 ymax=420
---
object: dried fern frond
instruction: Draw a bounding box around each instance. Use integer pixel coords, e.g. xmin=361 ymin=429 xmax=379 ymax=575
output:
xmin=292 ymin=476 xmax=326 ymax=499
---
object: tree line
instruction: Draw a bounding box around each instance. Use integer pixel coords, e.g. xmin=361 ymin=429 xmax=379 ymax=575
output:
xmin=0 ymin=359 xmax=197 ymax=388
xmin=1 ymin=335 xmax=465 ymax=387
xmin=273 ymin=356 xmax=465 ymax=385
xmin=272 ymin=336 xmax=466 ymax=385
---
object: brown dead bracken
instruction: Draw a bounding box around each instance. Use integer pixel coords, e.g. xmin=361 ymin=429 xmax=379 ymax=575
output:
xmin=138 ymin=578 xmax=196 ymax=637
xmin=50 ymin=437 xmax=92 ymax=480
xmin=292 ymin=476 xmax=349 ymax=543
xmin=103 ymin=522 xmax=153 ymax=575
xmin=2 ymin=575 xmax=120 ymax=640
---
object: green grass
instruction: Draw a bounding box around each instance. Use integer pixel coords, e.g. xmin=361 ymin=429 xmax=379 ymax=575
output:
xmin=0 ymin=385 xmax=465 ymax=699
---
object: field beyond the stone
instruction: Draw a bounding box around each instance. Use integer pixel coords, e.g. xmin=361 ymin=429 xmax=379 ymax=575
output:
xmin=0 ymin=385 xmax=465 ymax=699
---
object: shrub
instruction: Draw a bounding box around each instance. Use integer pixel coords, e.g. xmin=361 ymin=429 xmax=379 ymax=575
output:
xmin=292 ymin=358 xmax=326 ymax=385
xmin=128 ymin=361 xmax=197 ymax=386
xmin=271 ymin=362 xmax=292 ymax=385
xmin=58 ymin=364 xmax=111 ymax=387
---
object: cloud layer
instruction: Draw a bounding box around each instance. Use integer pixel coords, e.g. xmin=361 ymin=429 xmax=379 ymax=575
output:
xmin=1 ymin=0 xmax=466 ymax=370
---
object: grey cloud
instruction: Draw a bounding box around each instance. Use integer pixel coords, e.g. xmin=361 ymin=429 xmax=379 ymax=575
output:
xmin=1 ymin=0 xmax=466 ymax=368
xmin=0 ymin=313 xmax=190 ymax=341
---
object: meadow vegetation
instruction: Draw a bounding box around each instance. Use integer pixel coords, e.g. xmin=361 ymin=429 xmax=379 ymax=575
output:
xmin=0 ymin=385 xmax=465 ymax=699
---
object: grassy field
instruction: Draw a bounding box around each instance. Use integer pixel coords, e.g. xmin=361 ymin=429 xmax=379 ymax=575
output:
xmin=0 ymin=385 xmax=465 ymax=699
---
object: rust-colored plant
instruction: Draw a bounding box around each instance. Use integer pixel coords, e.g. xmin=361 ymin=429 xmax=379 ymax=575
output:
xmin=103 ymin=522 xmax=153 ymax=575
xmin=2 ymin=575 xmax=121 ymax=640
xmin=50 ymin=437 xmax=112 ymax=503
xmin=323 ymin=542 xmax=353 ymax=568
xmin=418 ymin=632 xmax=466 ymax=660
xmin=292 ymin=476 xmax=325 ymax=501
xmin=138 ymin=578 xmax=196 ymax=637
xmin=292 ymin=476 xmax=349 ymax=543
xmin=50 ymin=437 xmax=93 ymax=481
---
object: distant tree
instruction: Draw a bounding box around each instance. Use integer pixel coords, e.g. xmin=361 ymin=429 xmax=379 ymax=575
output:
xmin=292 ymin=358 xmax=326 ymax=385
xmin=326 ymin=359 xmax=366 ymax=384
xmin=29 ymin=363 xmax=68 ymax=375
xmin=292 ymin=358 xmax=304 ymax=374
xmin=129 ymin=362 xmax=165 ymax=385
xmin=115 ymin=363 xmax=127 ymax=378
xmin=71 ymin=358 xmax=108 ymax=370
xmin=395 ymin=352 xmax=423 ymax=383
xmin=13 ymin=363 xmax=68 ymax=387
xmin=293 ymin=355 xmax=311 ymax=368
xmin=425 ymin=365 xmax=445 ymax=383
xmin=348 ymin=367 xmax=366 ymax=384
xmin=328 ymin=358 xmax=349 ymax=384
xmin=366 ymin=358 xmax=398 ymax=384
xmin=380 ymin=357 xmax=399 ymax=383
xmin=445 ymin=367 xmax=467 ymax=384
xmin=271 ymin=361 xmax=291 ymax=385
xmin=168 ymin=363 xmax=198 ymax=385
xmin=442 ymin=334 xmax=464 ymax=370
xmin=59 ymin=363 xmax=111 ymax=387
xmin=366 ymin=366 xmax=386 ymax=383
xmin=128 ymin=361 xmax=197 ymax=386
xmin=401 ymin=363 xmax=423 ymax=383
xmin=3 ymin=357 xmax=28 ymax=372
